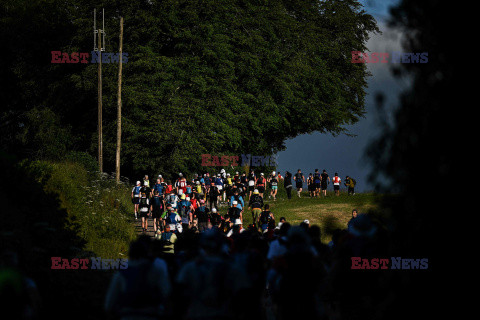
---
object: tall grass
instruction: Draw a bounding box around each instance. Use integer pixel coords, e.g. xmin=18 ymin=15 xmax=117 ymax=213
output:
xmin=23 ymin=160 xmax=136 ymax=259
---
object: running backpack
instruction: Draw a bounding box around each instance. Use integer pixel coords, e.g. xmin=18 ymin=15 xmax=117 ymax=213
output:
xmin=166 ymin=212 xmax=178 ymax=225
xmin=178 ymin=201 xmax=190 ymax=218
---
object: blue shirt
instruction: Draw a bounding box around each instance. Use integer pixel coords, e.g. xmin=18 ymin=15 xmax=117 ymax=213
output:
xmin=230 ymin=195 xmax=244 ymax=210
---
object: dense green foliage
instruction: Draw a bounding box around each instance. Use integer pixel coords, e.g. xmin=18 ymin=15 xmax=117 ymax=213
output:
xmin=0 ymin=0 xmax=378 ymax=178
xmin=0 ymin=153 xmax=136 ymax=318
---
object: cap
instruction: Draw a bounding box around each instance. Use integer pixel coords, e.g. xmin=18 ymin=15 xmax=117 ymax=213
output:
xmin=179 ymin=173 xmax=183 ymax=177
xmin=303 ymin=219 xmax=310 ymax=224
xmin=261 ymin=173 xmax=264 ymax=176
xmin=158 ymin=174 xmax=162 ymax=178
xmin=212 ymin=208 xmax=217 ymax=213
xmin=272 ymin=171 xmax=276 ymax=175
xmin=136 ymin=181 xmax=141 ymax=185
xmin=253 ymin=189 xmax=259 ymax=194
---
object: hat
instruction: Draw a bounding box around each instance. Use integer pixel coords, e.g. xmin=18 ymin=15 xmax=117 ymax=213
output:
xmin=136 ymin=181 xmax=141 ymax=185
xmin=261 ymin=173 xmax=264 ymax=176
xmin=179 ymin=173 xmax=183 ymax=177
xmin=253 ymin=189 xmax=259 ymax=194
xmin=272 ymin=171 xmax=276 ymax=175
xmin=212 ymin=208 xmax=217 ymax=213
xmin=158 ymin=174 xmax=162 ymax=178
xmin=196 ymin=181 xmax=200 ymax=184
xmin=303 ymin=219 xmax=310 ymax=224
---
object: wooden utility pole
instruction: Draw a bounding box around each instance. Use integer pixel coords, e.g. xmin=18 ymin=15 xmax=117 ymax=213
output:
xmin=94 ymin=8 xmax=105 ymax=173
xmin=98 ymin=30 xmax=103 ymax=173
xmin=116 ymin=17 xmax=123 ymax=183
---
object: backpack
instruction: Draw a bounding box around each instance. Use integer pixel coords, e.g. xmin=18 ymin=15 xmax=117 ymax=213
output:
xmin=166 ymin=212 xmax=178 ymax=225
xmin=160 ymin=232 xmax=174 ymax=244
xmin=178 ymin=201 xmax=191 ymax=218
xmin=351 ymin=178 xmax=356 ymax=186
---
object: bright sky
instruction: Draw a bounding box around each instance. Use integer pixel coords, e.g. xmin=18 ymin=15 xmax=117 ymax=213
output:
xmin=275 ymin=0 xmax=406 ymax=192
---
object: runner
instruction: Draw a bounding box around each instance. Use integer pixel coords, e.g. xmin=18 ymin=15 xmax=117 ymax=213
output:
xmin=255 ymin=173 xmax=267 ymax=198
xmin=294 ymin=169 xmax=305 ymax=197
xmin=207 ymin=182 xmax=220 ymax=211
xmin=195 ymin=199 xmax=211 ymax=232
xmin=178 ymin=194 xmax=193 ymax=230
xmin=345 ymin=176 xmax=356 ymax=195
xmin=140 ymin=181 xmax=152 ymax=199
xmin=332 ymin=172 xmax=341 ymax=196
xmin=230 ymin=189 xmax=244 ymax=212
xmin=143 ymin=175 xmax=150 ymax=188
xmin=313 ymin=169 xmax=322 ymax=198
xmin=321 ymin=169 xmax=330 ymax=197
xmin=176 ymin=173 xmax=187 ymax=195
xmin=150 ymin=190 xmax=164 ymax=233
xmin=269 ymin=172 xmax=279 ymax=201
xmin=157 ymin=224 xmax=177 ymax=254
xmin=166 ymin=190 xmax=179 ymax=210
xmin=204 ymin=173 xmax=211 ymax=195
xmin=247 ymin=170 xmax=256 ymax=199
xmin=209 ymin=207 xmax=222 ymax=228
xmin=284 ymin=171 xmax=293 ymax=199
xmin=153 ymin=178 xmax=164 ymax=197
xmin=161 ymin=205 xmax=181 ymax=233
xmin=226 ymin=200 xmax=242 ymax=228
xmin=138 ymin=192 xmax=150 ymax=233
xmin=258 ymin=204 xmax=275 ymax=232
xmin=131 ymin=181 xmax=142 ymax=220
xmin=215 ymin=174 xmax=225 ymax=204
xmin=307 ymin=173 xmax=315 ymax=197
xmin=248 ymin=189 xmax=264 ymax=226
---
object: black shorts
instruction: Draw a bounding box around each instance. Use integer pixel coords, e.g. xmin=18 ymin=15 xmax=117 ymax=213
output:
xmin=257 ymin=186 xmax=265 ymax=193
xmin=308 ymin=184 xmax=314 ymax=192
xmin=152 ymin=209 xmax=162 ymax=219
xmin=248 ymin=185 xmax=255 ymax=192
xmin=139 ymin=210 xmax=149 ymax=218
xmin=315 ymin=182 xmax=321 ymax=189
xmin=296 ymin=182 xmax=303 ymax=189
xmin=321 ymin=182 xmax=328 ymax=190
xmin=334 ymin=185 xmax=340 ymax=191
xmin=132 ymin=197 xmax=140 ymax=204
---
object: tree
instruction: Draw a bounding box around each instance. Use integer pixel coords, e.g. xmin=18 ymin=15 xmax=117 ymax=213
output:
xmin=1 ymin=0 xmax=378 ymax=179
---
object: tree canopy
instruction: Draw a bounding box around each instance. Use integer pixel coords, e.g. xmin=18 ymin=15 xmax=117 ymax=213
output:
xmin=0 ymin=0 xmax=378 ymax=178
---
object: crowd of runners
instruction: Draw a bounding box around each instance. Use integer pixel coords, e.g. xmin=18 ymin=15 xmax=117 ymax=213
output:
xmin=131 ymin=169 xmax=357 ymax=234
xmin=105 ymin=207 xmax=382 ymax=320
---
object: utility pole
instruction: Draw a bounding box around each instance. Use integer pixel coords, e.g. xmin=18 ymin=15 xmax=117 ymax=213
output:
xmin=94 ymin=9 xmax=105 ymax=172
xmin=116 ymin=17 xmax=123 ymax=183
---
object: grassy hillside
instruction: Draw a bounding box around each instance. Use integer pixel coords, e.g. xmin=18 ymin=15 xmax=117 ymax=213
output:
xmin=228 ymin=191 xmax=383 ymax=243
